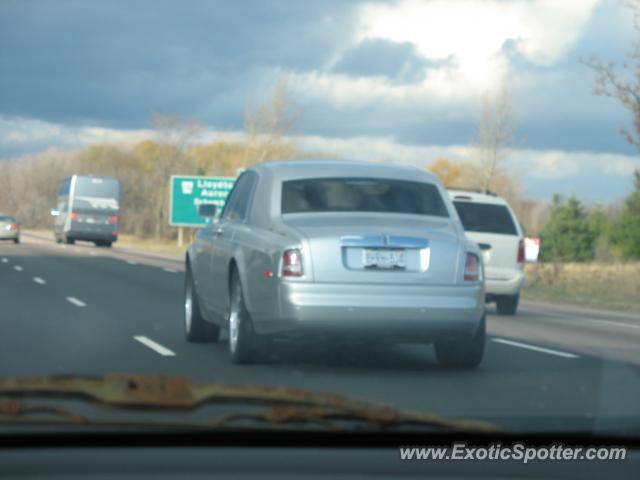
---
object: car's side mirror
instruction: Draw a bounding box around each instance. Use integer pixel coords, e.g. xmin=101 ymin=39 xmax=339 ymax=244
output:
xmin=50 ymin=209 xmax=60 ymax=217
xmin=198 ymin=203 xmax=217 ymax=218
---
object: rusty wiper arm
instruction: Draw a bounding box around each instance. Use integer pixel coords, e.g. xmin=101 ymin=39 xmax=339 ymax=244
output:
xmin=0 ymin=374 xmax=499 ymax=432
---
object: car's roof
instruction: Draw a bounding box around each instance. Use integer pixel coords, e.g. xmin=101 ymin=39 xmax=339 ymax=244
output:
xmin=447 ymin=188 xmax=509 ymax=206
xmin=250 ymin=159 xmax=439 ymax=183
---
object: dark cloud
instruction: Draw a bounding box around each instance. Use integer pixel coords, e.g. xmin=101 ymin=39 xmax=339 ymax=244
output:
xmin=332 ymin=38 xmax=451 ymax=84
xmin=0 ymin=0 xmax=361 ymax=128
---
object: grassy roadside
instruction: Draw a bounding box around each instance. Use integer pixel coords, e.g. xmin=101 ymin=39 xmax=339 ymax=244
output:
xmin=24 ymin=229 xmax=188 ymax=256
xmin=115 ymin=233 xmax=188 ymax=256
xmin=522 ymin=262 xmax=640 ymax=314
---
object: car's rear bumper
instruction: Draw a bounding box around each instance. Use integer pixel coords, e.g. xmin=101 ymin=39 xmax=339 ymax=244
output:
xmin=485 ymin=270 xmax=524 ymax=297
xmin=0 ymin=232 xmax=19 ymax=240
xmin=66 ymin=224 xmax=117 ymax=242
xmin=253 ymin=282 xmax=485 ymax=341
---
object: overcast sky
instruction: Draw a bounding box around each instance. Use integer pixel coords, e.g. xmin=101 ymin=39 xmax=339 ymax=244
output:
xmin=1 ymin=0 xmax=639 ymax=202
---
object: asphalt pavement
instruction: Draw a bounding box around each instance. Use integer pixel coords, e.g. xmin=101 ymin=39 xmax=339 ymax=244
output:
xmin=1 ymin=231 xmax=640 ymax=432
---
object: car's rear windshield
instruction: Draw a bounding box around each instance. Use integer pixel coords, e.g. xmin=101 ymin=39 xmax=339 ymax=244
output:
xmin=0 ymin=216 xmax=16 ymax=223
xmin=281 ymin=177 xmax=449 ymax=217
xmin=453 ymin=201 xmax=518 ymax=235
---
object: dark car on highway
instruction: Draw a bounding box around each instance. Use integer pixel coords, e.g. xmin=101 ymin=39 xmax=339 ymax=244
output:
xmin=0 ymin=215 xmax=20 ymax=244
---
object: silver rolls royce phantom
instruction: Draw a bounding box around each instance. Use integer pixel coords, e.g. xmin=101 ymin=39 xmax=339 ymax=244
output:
xmin=185 ymin=160 xmax=486 ymax=367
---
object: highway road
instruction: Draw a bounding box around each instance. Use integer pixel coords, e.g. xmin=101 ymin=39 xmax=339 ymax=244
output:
xmin=2 ymin=231 xmax=640 ymax=431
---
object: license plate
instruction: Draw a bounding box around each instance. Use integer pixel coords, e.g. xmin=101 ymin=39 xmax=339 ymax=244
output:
xmin=363 ymin=249 xmax=406 ymax=269
xmin=86 ymin=217 xmax=95 ymax=224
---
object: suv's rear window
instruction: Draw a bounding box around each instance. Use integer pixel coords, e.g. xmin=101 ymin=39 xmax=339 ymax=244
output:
xmin=282 ymin=178 xmax=449 ymax=217
xmin=453 ymin=201 xmax=518 ymax=235
xmin=0 ymin=216 xmax=16 ymax=223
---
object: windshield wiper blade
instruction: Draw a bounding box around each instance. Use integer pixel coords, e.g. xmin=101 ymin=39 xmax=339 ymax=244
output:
xmin=0 ymin=374 xmax=499 ymax=432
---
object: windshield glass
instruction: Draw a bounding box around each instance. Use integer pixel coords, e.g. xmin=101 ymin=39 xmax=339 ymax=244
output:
xmin=282 ymin=178 xmax=449 ymax=217
xmin=74 ymin=177 xmax=120 ymax=200
xmin=453 ymin=201 xmax=518 ymax=235
xmin=1 ymin=0 xmax=640 ymax=448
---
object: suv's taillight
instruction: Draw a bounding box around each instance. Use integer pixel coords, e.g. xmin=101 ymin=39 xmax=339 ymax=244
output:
xmin=108 ymin=215 xmax=118 ymax=224
xmin=282 ymin=249 xmax=303 ymax=277
xmin=10 ymin=223 xmax=18 ymax=231
xmin=517 ymin=239 xmax=525 ymax=264
xmin=70 ymin=211 xmax=79 ymax=221
xmin=464 ymin=253 xmax=480 ymax=282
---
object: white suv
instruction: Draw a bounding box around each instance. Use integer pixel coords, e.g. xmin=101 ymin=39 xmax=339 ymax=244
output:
xmin=448 ymin=189 xmax=525 ymax=315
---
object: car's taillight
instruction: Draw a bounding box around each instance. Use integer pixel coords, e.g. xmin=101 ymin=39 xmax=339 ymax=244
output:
xmin=108 ymin=215 xmax=118 ymax=224
xmin=464 ymin=253 xmax=480 ymax=282
xmin=10 ymin=223 xmax=18 ymax=231
xmin=517 ymin=239 xmax=525 ymax=264
xmin=282 ymin=249 xmax=303 ymax=277
xmin=70 ymin=211 xmax=79 ymax=221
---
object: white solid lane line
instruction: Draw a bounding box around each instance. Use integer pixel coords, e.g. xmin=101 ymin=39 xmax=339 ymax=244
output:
xmin=1 ymin=258 xmax=7 ymax=263
xmin=127 ymin=260 xmax=138 ymax=265
xmin=33 ymin=277 xmax=46 ymax=285
xmin=14 ymin=265 xmax=23 ymax=272
xmin=133 ymin=336 xmax=176 ymax=357
xmin=163 ymin=268 xmax=178 ymax=273
xmin=492 ymin=338 xmax=579 ymax=359
xmin=66 ymin=297 xmax=87 ymax=307
xmin=591 ymin=319 xmax=640 ymax=331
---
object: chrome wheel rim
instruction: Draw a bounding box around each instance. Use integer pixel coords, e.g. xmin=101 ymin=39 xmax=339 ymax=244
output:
xmin=229 ymin=286 xmax=240 ymax=353
xmin=185 ymin=280 xmax=193 ymax=333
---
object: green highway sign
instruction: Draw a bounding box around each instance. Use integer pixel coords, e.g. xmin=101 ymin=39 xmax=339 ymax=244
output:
xmin=169 ymin=175 xmax=236 ymax=227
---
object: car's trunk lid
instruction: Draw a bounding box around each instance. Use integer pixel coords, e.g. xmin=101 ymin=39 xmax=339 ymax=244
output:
xmin=282 ymin=213 xmax=461 ymax=285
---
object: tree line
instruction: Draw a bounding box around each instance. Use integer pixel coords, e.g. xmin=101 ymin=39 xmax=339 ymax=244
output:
xmin=539 ymin=171 xmax=640 ymax=262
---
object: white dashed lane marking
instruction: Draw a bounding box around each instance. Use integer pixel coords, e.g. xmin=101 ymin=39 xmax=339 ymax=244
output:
xmin=14 ymin=265 xmax=23 ymax=272
xmin=1 ymin=258 xmax=7 ymax=263
xmin=133 ymin=336 xmax=176 ymax=356
xmin=66 ymin=297 xmax=87 ymax=308
xmin=162 ymin=268 xmax=178 ymax=273
xmin=33 ymin=277 xmax=46 ymax=285
xmin=492 ymin=338 xmax=579 ymax=359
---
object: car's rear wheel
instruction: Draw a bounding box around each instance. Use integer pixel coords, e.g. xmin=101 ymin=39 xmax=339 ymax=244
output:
xmin=496 ymin=294 xmax=519 ymax=316
xmin=64 ymin=235 xmax=75 ymax=245
xmin=184 ymin=266 xmax=220 ymax=343
xmin=13 ymin=238 xmax=19 ymax=244
xmin=228 ymin=269 xmax=259 ymax=364
xmin=435 ymin=315 xmax=485 ymax=369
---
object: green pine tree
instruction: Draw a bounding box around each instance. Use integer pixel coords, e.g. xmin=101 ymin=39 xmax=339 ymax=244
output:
xmin=611 ymin=170 xmax=640 ymax=259
xmin=540 ymin=195 xmax=596 ymax=262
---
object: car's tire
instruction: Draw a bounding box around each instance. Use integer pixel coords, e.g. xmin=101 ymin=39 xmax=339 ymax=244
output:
xmin=228 ymin=268 xmax=259 ymax=364
xmin=64 ymin=235 xmax=75 ymax=245
xmin=55 ymin=235 xmax=62 ymax=244
xmin=13 ymin=238 xmax=19 ymax=244
xmin=435 ymin=315 xmax=486 ymax=369
xmin=184 ymin=266 xmax=220 ymax=343
xmin=496 ymin=294 xmax=520 ymax=316
xmin=95 ymin=241 xmax=112 ymax=248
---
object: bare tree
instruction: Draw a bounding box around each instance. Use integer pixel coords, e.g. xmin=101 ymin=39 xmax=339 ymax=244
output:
xmin=150 ymin=114 xmax=203 ymax=239
xmin=473 ymin=81 xmax=515 ymax=192
xmin=585 ymin=1 xmax=640 ymax=150
xmin=244 ymin=76 xmax=302 ymax=164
